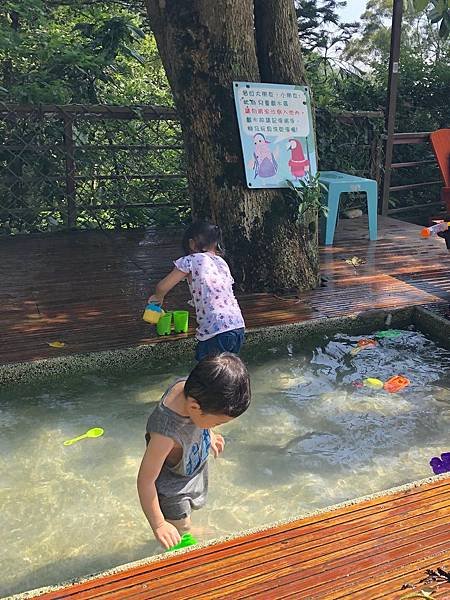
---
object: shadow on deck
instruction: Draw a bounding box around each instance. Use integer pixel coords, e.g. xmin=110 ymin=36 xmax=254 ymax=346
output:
xmin=1 ymin=216 xmax=449 ymax=366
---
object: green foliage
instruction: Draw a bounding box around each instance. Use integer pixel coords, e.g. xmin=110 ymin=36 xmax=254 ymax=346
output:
xmin=344 ymin=0 xmax=393 ymax=64
xmin=296 ymin=0 xmax=359 ymax=55
xmin=413 ymin=0 xmax=450 ymax=39
xmin=297 ymin=0 xmax=361 ymax=103
xmin=330 ymin=0 xmax=450 ymax=214
xmin=286 ymin=175 xmax=329 ymax=223
xmin=1 ymin=0 xmax=449 ymax=233
xmin=0 ymin=1 xmax=183 ymax=234
xmin=0 ymin=1 xmax=171 ymax=104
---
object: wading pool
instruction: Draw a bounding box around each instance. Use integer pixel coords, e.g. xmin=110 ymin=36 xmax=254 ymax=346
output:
xmin=2 ymin=307 xmax=450 ymax=598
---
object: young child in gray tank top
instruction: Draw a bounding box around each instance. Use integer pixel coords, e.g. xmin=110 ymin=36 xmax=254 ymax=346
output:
xmin=137 ymin=353 xmax=251 ymax=550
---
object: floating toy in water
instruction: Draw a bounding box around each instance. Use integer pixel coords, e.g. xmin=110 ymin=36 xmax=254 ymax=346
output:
xmin=363 ymin=377 xmax=384 ymax=389
xmin=352 ymin=381 xmax=364 ymax=388
xmin=430 ymin=452 xmax=450 ymax=475
xmin=383 ymin=375 xmax=410 ymax=393
xmin=63 ymin=427 xmax=104 ymax=446
xmin=375 ymin=330 xmax=403 ymax=339
xmin=143 ymin=303 xmax=164 ymax=325
xmin=350 ymin=339 xmax=377 ymax=356
xmin=165 ymin=533 xmax=197 ymax=552
xmin=358 ymin=339 xmax=377 ymax=348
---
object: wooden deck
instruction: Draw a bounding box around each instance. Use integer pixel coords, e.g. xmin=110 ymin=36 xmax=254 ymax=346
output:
xmin=1 ymin=216 xmax=449 ymax=366
xmin=36 ymin=477 xmax=450 ymax=599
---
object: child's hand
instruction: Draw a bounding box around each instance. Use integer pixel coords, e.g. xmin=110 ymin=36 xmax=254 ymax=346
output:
xmin=153 ymin=521 xmax=181 ymax=550
xmin=148 ymin=293 xmax=164 ymax=306
xmin=210 ymin=431 xmax=225 ymax=458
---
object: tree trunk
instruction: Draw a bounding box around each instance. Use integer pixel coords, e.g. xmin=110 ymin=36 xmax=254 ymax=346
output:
xmin=145 ymin=0 xmax=319 ymax=293
xmin=254 ymin=0 xmax=307 ymax=83
xmin=254 ymin=0 xmax=319 ymax=288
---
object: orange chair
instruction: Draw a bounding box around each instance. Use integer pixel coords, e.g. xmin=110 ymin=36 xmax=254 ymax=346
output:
xmin=430 ymin=129 xmax=450 ymax=214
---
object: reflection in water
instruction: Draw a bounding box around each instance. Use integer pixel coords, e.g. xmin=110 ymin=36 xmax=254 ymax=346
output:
xmin=1 ymin=329 xmax=450 ymax=596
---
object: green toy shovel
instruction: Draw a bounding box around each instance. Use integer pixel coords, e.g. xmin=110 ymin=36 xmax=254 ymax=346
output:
xmin=165 ymin=533 xmax=197 ymax=552
xmin=63 ymin=427 xmax=104 ymax=446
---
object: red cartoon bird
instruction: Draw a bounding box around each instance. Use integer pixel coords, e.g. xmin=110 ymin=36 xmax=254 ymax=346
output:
xmin=287 ymin=139 xmax=310 ymax=179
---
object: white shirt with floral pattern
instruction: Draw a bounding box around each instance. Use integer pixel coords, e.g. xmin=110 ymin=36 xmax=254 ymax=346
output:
xmin=174 ymin=252 xmax=245 ymax=341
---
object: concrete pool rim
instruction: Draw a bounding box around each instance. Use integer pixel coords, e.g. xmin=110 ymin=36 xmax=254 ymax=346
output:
xmin=3 ymin=304 xmax=450 ymax=389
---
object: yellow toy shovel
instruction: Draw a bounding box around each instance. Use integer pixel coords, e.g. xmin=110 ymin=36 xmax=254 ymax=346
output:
xmin=63 ymin=427 xmax=104 ymax=446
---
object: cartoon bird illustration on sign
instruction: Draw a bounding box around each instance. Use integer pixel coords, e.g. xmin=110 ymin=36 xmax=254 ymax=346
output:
xmin=248 ymin=133 xmax=279 ymax=179
xmin=287 ymin=138 xmax=310 ymax=180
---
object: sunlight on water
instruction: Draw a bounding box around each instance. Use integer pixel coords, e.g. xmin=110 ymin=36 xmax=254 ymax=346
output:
xmin=1 ymin=329 xmax=450 ymax=597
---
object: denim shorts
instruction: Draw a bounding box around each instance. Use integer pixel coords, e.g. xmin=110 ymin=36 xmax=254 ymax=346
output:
xmin=195 ymin=328 xmax=245 ymax=361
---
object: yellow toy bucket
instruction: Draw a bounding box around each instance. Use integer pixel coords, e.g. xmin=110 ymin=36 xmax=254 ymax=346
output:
xmin=143 ymin=303 xmax=164 ymax=324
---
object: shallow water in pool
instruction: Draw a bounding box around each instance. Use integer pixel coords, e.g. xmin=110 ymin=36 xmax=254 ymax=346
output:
xmin=1 ymin=329 xmax=450 ymax=597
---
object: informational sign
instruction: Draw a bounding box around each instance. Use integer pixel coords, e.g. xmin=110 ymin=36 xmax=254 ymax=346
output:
xmin=233 ymin=81 xmax=317 ymax=189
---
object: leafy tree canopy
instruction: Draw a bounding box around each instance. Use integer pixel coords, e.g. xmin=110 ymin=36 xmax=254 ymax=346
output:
xmin=0 ymin=0 xmax=170 ymax=104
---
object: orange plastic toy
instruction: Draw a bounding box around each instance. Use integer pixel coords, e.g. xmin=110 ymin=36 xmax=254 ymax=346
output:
xmin=357 ymin=338 xmax=377 ymax=348
xmin=383 ymin=375 xmax=410 ymax=393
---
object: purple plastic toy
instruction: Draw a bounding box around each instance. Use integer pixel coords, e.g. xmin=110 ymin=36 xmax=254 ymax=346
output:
xmin=430 ymin=452 xmax=450 ymax=475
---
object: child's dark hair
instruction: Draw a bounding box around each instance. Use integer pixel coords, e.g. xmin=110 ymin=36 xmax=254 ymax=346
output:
xmin=182 ymin=221 xmax=224 ymax=256
xmin=184 ymin=353 xmax=251 ymax=418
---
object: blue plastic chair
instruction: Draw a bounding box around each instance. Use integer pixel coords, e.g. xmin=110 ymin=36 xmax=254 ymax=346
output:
xmin=318 ymin=171 xmax=378 ymax=245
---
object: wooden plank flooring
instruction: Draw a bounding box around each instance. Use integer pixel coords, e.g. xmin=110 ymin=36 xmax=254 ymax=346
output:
xmin=1 ymin=216 xmax=449 ymax=366
xmin=36 ymin=477 xmax=450 ymax=599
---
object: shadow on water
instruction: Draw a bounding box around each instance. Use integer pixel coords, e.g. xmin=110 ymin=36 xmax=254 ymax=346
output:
xmin=0 ymin=542 xmax=159 ymax=598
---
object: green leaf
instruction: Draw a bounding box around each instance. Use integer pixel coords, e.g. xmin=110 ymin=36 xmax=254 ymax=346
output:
xmin=439 ymin=15 xmax=449 ymax=37
xmin=123 ymin=45 xmax=146 ymax=65
xmin=129 ymin=25 xmax=146 ymax=39
xmin=413 ymin=0 xmax=429 ymax=12
xmin=429 ymin=8 xmax=444 ymax=21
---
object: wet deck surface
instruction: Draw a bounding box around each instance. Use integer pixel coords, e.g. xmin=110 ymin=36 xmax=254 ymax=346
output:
xmin=1 ymin=216 xmax=449 ymax=366
xmin=36 ymin=477 xmax=450 ymax=599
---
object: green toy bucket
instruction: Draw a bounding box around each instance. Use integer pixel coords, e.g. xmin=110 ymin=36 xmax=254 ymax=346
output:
xmin=173 ymin=310 xmax=189 ymax=333
xmin=156 ymin=312 xmax=172 ymax=336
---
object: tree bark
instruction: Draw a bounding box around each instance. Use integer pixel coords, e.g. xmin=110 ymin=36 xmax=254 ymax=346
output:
xmin=254 ymin=0 xmax=319 ymax=289
xmin=145 ymin=0 xmax=319 ymax=293
xmin=254 ymin=0 xmax=307 ymax=83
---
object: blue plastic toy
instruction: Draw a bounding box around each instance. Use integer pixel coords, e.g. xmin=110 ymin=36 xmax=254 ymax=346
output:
xmin=430 ymin=452 xmax=450 ymax=475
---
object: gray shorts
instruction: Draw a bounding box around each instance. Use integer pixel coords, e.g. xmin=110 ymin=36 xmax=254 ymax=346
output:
xmin=156 ymin=462 xmax=209 ymax=521
xmin=158 ymin=492 xmax=207 ymax=521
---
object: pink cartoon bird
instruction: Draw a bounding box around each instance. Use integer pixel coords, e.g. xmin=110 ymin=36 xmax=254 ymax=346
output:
xmin=287 ymin=139 xmax=310 ymax=179
xmin=248 ymin=133 xmax=279 ymax=179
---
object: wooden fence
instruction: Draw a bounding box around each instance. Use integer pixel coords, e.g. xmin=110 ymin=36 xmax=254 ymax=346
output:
xmin=0 ymin=103 xmax=385 ymax=234
xmin=382 ymin=131 xmax=443 ymax=216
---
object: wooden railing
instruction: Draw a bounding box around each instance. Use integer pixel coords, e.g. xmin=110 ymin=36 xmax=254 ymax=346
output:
xmin=382 ymin=131 xmax=442 ymax=215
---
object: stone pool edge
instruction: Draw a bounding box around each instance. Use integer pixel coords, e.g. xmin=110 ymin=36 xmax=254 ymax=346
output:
xmin=10 ymin=472 xmax=450 ymax=600
xmin=0 ymin=306 xmax=416 ymax=388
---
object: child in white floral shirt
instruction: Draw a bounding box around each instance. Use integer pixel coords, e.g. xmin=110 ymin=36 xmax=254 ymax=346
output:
xmin=148 ymin=222 xmax=245 ymax=360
